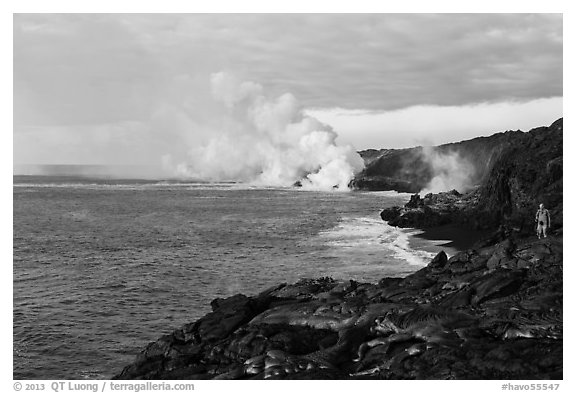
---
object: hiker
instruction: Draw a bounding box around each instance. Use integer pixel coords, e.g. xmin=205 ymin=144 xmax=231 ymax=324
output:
xmin=535 ymin=203 xmax=551 ymax=239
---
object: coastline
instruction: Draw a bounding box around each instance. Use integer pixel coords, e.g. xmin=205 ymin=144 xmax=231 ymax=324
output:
xmin=394 ymin=222 xmax=491 ymax=263
xmin=408 ymin=223 xmax=492 ymax=253
xmin=115 ymin=230 xmax=563 ymax=380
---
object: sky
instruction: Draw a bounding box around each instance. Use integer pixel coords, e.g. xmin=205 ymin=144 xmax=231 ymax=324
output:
xmin=13 ymin=13 xmax=563 ymax=166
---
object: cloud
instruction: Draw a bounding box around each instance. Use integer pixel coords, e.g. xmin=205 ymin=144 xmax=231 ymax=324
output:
xmin=12 ymin=14 xmax=562 ymax=170
xmin=14 ymin=13 xmax=562 ymax=128
xmin=14 ymin=14 xmax=164 ymax=126
xmin=308 ymin=96 xmax=563 ymax=149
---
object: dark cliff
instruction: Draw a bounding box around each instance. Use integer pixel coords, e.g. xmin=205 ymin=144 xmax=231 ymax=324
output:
xmin=477 ymin=118 xmax=563 ymax=232
xmin=379 ymin=118 xmax=563 ymax=233
xmin=352 ymin=126 xmax=534 ymax=192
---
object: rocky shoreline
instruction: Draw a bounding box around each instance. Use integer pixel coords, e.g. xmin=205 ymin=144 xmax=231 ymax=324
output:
xmin=115 ymin=226 xmax=562 ymax=379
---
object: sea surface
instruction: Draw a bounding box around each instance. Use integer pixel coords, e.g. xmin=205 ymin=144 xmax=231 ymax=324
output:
xmin=13 ymin=176 xmax=452 ymax=379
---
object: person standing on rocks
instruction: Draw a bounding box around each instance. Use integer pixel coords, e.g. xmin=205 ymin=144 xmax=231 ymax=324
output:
xmin=535 ymin=203 xmax=551 ymax=239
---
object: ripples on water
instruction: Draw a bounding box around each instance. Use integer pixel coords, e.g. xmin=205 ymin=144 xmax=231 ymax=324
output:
xmin=13 ymin=177 xmax=440 ymax=379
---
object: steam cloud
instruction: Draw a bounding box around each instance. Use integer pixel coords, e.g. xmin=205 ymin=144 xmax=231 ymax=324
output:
xmin=162 ymin=73 xmax=364 ymax=190
xmin=420 ymin=147 xmax=476 ymax=194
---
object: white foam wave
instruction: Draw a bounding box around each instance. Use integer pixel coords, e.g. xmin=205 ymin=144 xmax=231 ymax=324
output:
xmin=384 ymin=227 xmax=437 ymax=266
xmin=368 ymin=190 xmax=414 ymax=199
xmin=319 ymin=216 xmax=436 ymax=266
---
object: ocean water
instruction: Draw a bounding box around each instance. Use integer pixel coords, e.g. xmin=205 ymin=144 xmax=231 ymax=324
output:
xmin=13 ymin=176 xmax=448 ymax=380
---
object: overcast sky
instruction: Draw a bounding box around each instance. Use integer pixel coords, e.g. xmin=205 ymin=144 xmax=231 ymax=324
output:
xmin=14 ymin=13 xmax=563 ymax=165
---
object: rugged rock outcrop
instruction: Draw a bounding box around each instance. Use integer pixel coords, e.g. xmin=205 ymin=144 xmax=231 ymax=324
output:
xmin=352 ymin=121 xmax=555 ymax=193
xmin=380 ymin=119 xmax=563 ymax=234
xmin=477 ymin=118 xmax=563 ymax=233
xmin=380 ymin=189 xmax=474 ymax=228
xmin=115 ymin=235 xmax=562 ymax=380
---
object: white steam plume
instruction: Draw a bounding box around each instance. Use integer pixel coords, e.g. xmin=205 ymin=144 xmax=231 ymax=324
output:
xmin=162 ymin=73 xmax=364 ymax=190
xmin=420 ymin=146 xmax=476 ymax=194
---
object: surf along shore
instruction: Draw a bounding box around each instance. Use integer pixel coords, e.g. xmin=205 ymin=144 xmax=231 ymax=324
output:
xmin=115 ymin=119 xmax=563 ymax=380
